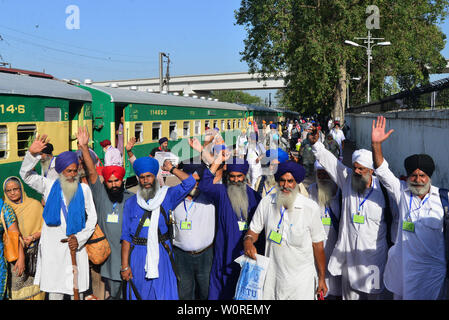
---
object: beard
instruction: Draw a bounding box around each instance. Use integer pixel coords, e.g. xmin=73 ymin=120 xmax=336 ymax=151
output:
xmin=40 ymin=157 xmax=52 ymax=174
xmin=226 ymin=179 xmax=249 ymax=221
xmin=276 ymin=183 xmax=299 ymax=211
xmin=59 ymin=173 xmax=80 ymax=204
xmin=407 ymin=178 xmax=431 ymax=197
xmin=138 ymin=180 xmax=159 ymax=202
xmin=317 ymin=178 xmax=337 ymax=208
xmin=188 ymin=187 xmax=200 ymax=198
xmin=105 ymin=183 xmax=125 ymax=203
xmin=351 ymin=172 xmax=371 ymax=194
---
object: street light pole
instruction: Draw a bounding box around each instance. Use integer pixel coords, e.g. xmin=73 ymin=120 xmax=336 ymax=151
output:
xmin=345 ymin=30 xmax=390 ymax=103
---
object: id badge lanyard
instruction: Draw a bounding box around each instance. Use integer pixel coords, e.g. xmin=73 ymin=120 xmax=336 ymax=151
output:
xmin=183 ymin=198 xmax=196 ymax=222
xmin=353 ymin=187 xmax=374 ymax=223
xmin=277 ymin=206 xmax=286 ymax=232
xmin=405 ymin=193 xmax=430 ymax=222
xmin=264 ymin=185 xmax=275 ymax=196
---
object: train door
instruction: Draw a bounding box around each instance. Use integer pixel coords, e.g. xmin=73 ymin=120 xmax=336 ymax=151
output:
xmin=114 ymin=104 xmax=126 ymax=157
xmin=68 ymin=101 xmax=85 ymax=151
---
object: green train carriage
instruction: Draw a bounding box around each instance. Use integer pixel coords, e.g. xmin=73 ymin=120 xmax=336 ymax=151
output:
xmin=0 ymin=72 xmax=93 ymax=199
xmin=77 ymin=84 xmax=249 ymax=183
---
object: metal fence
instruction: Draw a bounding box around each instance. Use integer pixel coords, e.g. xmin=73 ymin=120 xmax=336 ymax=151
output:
xmin=348 ymin=77 xmax=449 ymax=113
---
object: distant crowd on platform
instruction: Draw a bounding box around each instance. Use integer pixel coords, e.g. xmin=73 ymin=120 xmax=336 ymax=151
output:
xmin=1 ymin=113 xmax=447 ymax=301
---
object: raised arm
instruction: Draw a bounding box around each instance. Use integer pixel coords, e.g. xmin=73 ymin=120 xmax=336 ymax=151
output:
xmin=371 ymin=116 xmax=402 ymax=203
xmin=19 ymin=134 xmax=51 ymax=194
xmin=77 ymin=126 xmax=98 ymax=185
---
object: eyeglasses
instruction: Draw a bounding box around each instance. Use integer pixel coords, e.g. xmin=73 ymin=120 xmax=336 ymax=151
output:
xmin=5 ymin=187 xmax=20 ymax=194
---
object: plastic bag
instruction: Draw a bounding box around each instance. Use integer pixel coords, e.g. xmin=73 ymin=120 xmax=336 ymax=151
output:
xmin=234 ymin=254 xmax=270 ymax=300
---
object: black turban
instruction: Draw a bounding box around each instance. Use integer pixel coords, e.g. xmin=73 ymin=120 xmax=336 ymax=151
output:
xmin=42 ymin=143 xmax=54 ymax=155
xmin=404 ymin=154 xmax=435 ymax=177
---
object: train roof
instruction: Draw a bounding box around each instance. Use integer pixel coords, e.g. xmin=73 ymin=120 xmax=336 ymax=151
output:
xmin=83 ymin=84 xmax=248 ymax=111
xmin=0 ymin=72 xmax=92 ymax=101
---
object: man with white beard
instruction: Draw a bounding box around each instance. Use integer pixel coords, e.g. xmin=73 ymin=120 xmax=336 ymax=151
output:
xmin=19 ymin=134 xmax=97 ymax=300
xmin=244 ymin=160 xmax=327 ymax=300
xmin=38 ymin=143 xmax=58 ymax=180
xmin=198 ymin=154 xmax=262 ymax=300
xmin=372 ymin=116 xmax=447 ymax=300
xmin=309 ymin=127 xmax=396 ymax=300
xmin=308 ymin=161 xmax=342 ymax=299
xmin=120 ymin=156 xmax=195 ymax=300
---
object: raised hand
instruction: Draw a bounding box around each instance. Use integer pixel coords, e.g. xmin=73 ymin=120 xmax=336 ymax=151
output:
xmin=372 ymin=116 xmax=394 ymax=144
xmin=188 ymin=137 xmax=203 ymax=153
xmin=29 ymin=134 xmax=49 ymax=155
xmin=126 ymin=137 xmax=137 ymax=152
xmin=307 ymin=126 xmax=320 ymax=145
xmin=76 ymin=126 xmax=90 ymax=148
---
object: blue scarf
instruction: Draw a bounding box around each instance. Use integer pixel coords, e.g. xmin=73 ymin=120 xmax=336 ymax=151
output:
xmin=42 ymin=179 xmax=86 ymax=236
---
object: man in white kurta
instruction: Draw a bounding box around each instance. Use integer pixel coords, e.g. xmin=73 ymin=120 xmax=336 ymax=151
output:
xmin=310 ymin=131 xmax=395 ymax=300
xmin=372 ymin=116 xmax=446 ymax=300
xmin=244 ymin=161 xmax=327 ymax=300
xmin=19 ymin=136 xmax=96 ymax=299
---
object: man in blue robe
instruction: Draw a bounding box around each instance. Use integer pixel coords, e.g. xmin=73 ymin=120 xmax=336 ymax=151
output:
xmin=198 ymin=155 xmax=263 ymax=300
xmin=120 ymin=157 xmax=195 ymax=300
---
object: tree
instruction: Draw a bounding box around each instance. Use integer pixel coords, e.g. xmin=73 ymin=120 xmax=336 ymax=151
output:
xmin=235 ymin=0 xmax=449 ymax=120
xmin=210 ymin=90 xmax=263 ymax=105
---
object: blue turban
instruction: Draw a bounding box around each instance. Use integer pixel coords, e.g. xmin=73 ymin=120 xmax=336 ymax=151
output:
xmin=212 ymin=144 xmax=227 ymax=154
xmin=133 ymin=157 xmax=159 ymax=177
xmin=226 ymin=158 xmax=249 ymax=175
xmin=266 ymin=148 xmax=289 ymax=164
xmin=274 ymin=160 xmax=306 ymax=183
xmin=159 ymin=137 xmax=168 ymax=145
xmin=55 ymin=151 xmax=78 ymax=174
xmin=270 ymin=124 xmax=277 ymax=129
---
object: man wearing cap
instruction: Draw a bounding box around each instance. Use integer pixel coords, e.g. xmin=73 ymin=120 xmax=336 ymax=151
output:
xmin=100 ymin=139 xmax=122 ymax=167
xmin=309 ymin=127 xmax=396 ymax=300
xmin=198 ymin=153 xmax=262 ymax=300
xmin=150 ymin=137 xmax=170 ymax=157
xmin=372 ymin=116 xmax=446 ymax=300
xmin=78 ymin=127 xmax=134 ymax=299
xmin=19 ymin=134 xmax=97 ymax=300
xmin=120 ymin=156 xmax=195 ymax=300
xmin=171 ymin=162 xmax=215 ymax=300
xmin=243 ymin=160 xmax=327 ymax=299
xmin=308 ymin=160 xmax=342 ymax=299
xmin=38 ymin=142 xmax=59 ymax=180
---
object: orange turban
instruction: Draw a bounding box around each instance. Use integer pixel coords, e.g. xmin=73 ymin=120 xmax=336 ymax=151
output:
xmin=102 ymin=165 xmax=126 ymax=181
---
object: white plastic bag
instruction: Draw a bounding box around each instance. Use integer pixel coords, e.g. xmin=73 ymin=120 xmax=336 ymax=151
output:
xmin=234 ymin=254 xmax=270 ymax=300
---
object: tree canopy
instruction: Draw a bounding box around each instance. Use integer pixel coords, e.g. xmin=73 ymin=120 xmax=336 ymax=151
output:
xmin=235 ymin=0 xmax=449 ymax=119
xmin=210 ymin=90 xmax=263 ymax=105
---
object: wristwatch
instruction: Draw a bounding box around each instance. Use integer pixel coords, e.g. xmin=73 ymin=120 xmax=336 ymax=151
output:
xmin=169 ymin=166 xmax=175 ymax=174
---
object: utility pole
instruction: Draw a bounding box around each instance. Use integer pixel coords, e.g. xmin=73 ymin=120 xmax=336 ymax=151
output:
xmin=159 ymin=52 xmax=171 ymax=93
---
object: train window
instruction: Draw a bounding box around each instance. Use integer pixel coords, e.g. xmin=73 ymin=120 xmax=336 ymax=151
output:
xmin=213 ymin=120 xmax=217 ymax=129
xmin=0 ymin=125 xmax=7 ymax=159
xmin=152 ymin=122 xmax=161 ymax=141
xmin=44 ymin=107 xmax=61 ymax=122
xmin=135 ymin=123 xmax=144 ymax=143
xmin=238 ymin=119 xmax=242 ymax=128
xmin=227 ymin=120 xmax=231 ymax=130
xmin=194 ymin=120 xmax=201 ymax=135
xmin=169 ymin=122 xmax=177 ymax=140
xmin=17 ymin=124 xmax=36 ymax=157
xmin=233 ymin=120 xmax=236 ymax=129
xmin=205 ymin=120 xmax=210 ymax=130
xmin=221 ymin=120 xmax=225 ymax=131
xmin=183 ymin=121 xmax=190 ymax=137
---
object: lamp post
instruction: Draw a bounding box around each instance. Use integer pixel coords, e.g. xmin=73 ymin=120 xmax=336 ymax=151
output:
xmin=345 ymin=30 xmax=391 ymax=103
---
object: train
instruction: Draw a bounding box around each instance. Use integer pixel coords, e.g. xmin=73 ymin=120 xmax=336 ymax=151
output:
xmin=0 ymin=68 xmax=299 ymax=198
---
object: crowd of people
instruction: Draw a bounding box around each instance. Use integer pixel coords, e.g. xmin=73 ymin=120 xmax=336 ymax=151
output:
xmin=0 ymin=114 xmax=446 ymax=301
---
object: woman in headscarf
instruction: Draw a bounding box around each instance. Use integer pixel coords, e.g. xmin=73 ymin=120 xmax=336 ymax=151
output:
xmin=3 ymin=177 xmax=45 ymax=300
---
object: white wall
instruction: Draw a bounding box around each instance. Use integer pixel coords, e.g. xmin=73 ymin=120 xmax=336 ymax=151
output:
xmin=345 ymin=109 xmax=449 ymax=188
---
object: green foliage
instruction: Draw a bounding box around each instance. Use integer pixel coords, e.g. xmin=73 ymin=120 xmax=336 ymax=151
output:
xmin=210 ymin=90 xmax=263 ymax=105
xmin=235 ymin=0 xmax=449 ymax=115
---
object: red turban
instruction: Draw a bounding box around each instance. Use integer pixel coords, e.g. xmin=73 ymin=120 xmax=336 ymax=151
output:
xmin=102 ymin=165 xmax=125 ymax=181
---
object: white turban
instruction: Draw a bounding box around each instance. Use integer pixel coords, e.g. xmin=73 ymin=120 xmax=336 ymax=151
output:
xmin=351 ymin=149 xmax=374 ymax=170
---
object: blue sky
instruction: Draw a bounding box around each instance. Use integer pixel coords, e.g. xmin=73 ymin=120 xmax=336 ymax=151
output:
xmin=0 ymin=0 xmax=449 ymax=102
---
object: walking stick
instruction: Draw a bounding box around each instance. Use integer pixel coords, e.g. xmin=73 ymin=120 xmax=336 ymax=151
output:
xmin=61 ymin=236 xmax=80 ymax=300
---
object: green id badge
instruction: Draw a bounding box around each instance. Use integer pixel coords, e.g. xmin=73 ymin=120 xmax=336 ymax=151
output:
xmin=107 ymin=213 xmax=119 ymax=223
xmin=402 ymin=221 xmax=415 ymax=232
xmin=181 ymin=220 xmax=192 ymax=230
xmin=238 ymin=221 xmax=248 ymax=231
xmin=268 ymin=230 xmax=282 ymax=244
xmin=143 ymin=218 xmax=151 ymax=227
xmin=321 ymin=217 xmax=332 ymax=226
xmin=353 ymin=214 xmax=365 ymax=224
